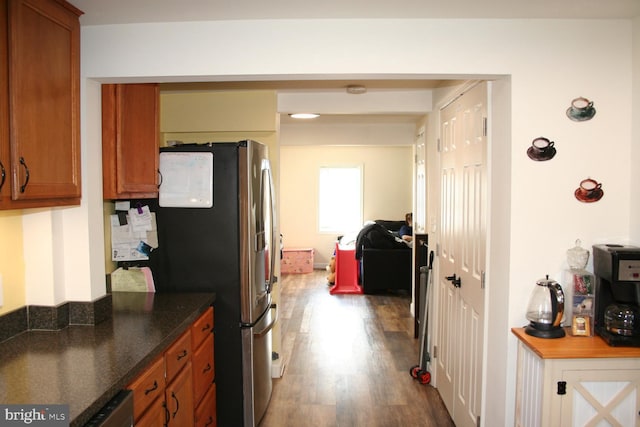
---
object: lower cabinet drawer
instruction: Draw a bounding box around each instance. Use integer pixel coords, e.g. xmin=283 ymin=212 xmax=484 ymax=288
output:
xmin=191 ymin=307 xmax=214 ymax=350
xmin=127 ymin=356 xmax=165 ymax=422
xmin=166 ymin=330 xmax=192 ymax=380
xmin=194 ymin=383 xmax=216 ymax=427
xmin=192 ymin=333 xmax=214 ymax=405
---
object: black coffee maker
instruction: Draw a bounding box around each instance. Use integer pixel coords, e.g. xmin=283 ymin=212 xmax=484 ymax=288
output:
xmin=593 ymin=244 xmax=640 ymax=346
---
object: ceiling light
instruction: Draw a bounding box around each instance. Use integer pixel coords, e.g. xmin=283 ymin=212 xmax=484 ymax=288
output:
xmin=289 ymin=113 xmax=320 ymax=119
xmin=346 ymin=85 xmax=367 ymax=95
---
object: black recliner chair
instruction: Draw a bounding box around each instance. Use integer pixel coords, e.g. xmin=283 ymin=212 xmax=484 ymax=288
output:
xmin=355 ymin=220 xmax=412 ymax=294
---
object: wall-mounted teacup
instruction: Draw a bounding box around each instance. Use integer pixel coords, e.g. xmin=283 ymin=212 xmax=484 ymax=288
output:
xmin=571 ymin=97 xmax=593 ymax=112
xmin=578 ymin=178 xmax=602 ymax=197
xmin=531 ymin=137 xmax=554 ymax=153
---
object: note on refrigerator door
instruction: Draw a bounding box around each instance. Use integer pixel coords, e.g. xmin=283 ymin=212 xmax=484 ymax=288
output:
xmin=110 ymin=211 xmax=158 ymax=261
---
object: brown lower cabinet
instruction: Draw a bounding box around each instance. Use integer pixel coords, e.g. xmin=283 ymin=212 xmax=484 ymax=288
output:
xmin=194 ymin=383 xmax=216 ymax=427
xmin=127 ymin=307 xmax=215 ymax=426
xmin=135 ymin=394 xmax=166 ymax=427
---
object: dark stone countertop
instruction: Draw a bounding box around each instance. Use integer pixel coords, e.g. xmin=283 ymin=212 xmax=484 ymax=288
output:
xmin=0 ymin=291 xmax=215 ymax=426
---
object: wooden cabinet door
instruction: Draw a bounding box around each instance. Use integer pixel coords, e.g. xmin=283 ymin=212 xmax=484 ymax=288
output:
xmin=7 ymin=0 xmax=81 ymax=202
xmin=135 ymin=396 xmax=166 ymax=427
xmin=557 ymin=365 xmax=640 ymax=427
xmin=194 ymin=383 xmax=216 ymax=427
xmin=0 ymin=0 xmax=8 ymax=205
xmin=192 ymin=332 xmax=214 ymax=405
xmin=102 ymin=83 xmax=159 ymax=199
xmin=166 ymin=362 xmax=194 ymax=427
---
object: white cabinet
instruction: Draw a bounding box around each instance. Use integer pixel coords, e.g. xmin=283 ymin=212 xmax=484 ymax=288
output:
xmin=514 ymin=328 xmax=640 ymax=427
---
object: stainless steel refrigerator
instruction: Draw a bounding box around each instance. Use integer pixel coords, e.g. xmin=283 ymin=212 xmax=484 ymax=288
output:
xmin=148 ymin=140 xmax=277 ymax=427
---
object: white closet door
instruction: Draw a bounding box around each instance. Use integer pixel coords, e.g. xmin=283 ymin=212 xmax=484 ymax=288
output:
xmin=436 ymin=82 xmax=487 ymax=427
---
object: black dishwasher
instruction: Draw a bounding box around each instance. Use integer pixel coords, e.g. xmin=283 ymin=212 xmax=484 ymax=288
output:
xmin=83 ymin=390 xmax=133 ymax=427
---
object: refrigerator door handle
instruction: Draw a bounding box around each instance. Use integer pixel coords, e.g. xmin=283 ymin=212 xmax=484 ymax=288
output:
xmin=254 ymin=304 xmax=278 ymax=338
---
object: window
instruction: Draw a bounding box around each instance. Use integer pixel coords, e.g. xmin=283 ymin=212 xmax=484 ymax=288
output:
xmin=318 ymin=166 xmax=363 ymax=233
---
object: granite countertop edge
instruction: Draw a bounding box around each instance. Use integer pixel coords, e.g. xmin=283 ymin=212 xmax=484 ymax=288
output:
xmin=0 ymin=291 xmax=216 ymax=427
xmin=74 ymin=292 xmax=216 ymax=426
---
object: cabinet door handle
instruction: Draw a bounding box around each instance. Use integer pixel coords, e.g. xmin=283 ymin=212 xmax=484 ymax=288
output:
xmin=171 ymin=391 xmax=179 ymax=418
xmin=144 ymin=380 xmax=158 ymax=395
xmin=19 ymin=157 xmax=30 ymax=193
xmin=203 ymin=363 xmax=211 ymax=373
xmin=176 ymin=349 xmax=188 ymax=360
xmin=157 ymin=169 xmax=163 ymax=188
xmin=201 ymin=323 xmax=211 ymax=332
xmin=204 ymin=416 xmax=213 ymax=426
xmin=0 ymin=160 xmax=5 ymax=191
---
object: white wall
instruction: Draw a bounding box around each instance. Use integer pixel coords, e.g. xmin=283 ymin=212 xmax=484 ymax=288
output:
xmin=280 ymin=145 xmax=413 ymax=266
xmin=70 ymin=18 xmax=633 ymax=426
xmin=280 ymin=121 xmax=417 ymax=146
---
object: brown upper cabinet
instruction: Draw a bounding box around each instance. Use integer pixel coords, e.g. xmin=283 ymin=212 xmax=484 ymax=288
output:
xmin=0 ymin=0 xmax=83 ymax=210
xmin=102 ymin=83 xmax=160 ymax=199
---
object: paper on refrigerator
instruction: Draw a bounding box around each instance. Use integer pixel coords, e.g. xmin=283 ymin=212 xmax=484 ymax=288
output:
xmin=110 ymin=207 xmax=158 ymax=261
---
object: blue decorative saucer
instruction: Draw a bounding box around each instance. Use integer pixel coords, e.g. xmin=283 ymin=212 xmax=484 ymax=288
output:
xmin=566 ymin=106 xmax=596 ymax=122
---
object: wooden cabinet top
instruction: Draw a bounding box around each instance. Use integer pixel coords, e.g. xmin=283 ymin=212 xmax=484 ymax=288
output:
xmin=512 ymin=327 xmax=640 ymax=359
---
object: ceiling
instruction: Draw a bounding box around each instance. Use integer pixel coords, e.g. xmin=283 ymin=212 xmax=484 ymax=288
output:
xmin=68 ymin=0 xmax=640 ymax=25
xmin=67 ymin=0 xmax=640 ymax=126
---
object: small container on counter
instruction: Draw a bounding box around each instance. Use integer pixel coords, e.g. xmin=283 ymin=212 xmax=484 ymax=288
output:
xmin=563 ymin=240 xmax=595 ymax=336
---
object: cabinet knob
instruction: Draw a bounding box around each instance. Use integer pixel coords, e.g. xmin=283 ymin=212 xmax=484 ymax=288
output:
xmin=557 ymin=381 xmax=567 ymax=395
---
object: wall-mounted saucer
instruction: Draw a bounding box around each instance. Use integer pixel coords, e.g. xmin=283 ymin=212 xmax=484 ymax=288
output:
xmin=527 ymin=146 xmax=556 ymax=161
xmin=574 ymin=187 xmax=603 ymax=203
xmin=566 ymin=106 xmax=596 ymax=122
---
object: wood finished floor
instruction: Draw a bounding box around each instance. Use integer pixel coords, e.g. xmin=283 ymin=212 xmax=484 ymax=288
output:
xmin=259 ymin=270 xmax=455 ymax=427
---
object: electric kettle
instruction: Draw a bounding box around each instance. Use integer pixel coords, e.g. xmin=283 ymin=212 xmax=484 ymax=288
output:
xmin=525 ymin=275 xmax=566 ymax=338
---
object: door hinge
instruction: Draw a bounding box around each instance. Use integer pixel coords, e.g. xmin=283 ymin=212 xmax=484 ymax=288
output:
xmin=557 ymin=381 xmax=567 ymax=395
xmin=433 ymin=345 xmax=438 ymax=359
xmin=483 ymin=117 xmax=488 ymax=137
xmin=481 ymin=271 xmax=486 ymax=289
xmin=436 ymin=243 xmax=441 ymax=257
xmin=477 ymin=415 xmax=481 ymax=427
xmin=437 ymin=138 xmax=441 ymax=152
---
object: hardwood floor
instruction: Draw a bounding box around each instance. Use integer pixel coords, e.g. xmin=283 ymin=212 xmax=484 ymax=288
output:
xmin=259 ymin=270 xmax=455 ymax=427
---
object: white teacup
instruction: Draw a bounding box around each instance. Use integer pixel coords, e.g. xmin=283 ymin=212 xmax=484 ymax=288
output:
xmin=531 ymin=137 xmax=554 ymax=153
xmin=571 ymin=97 xmax=593 ymax=113
xmin=578 ymin=178 xmax=602 ymax=196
